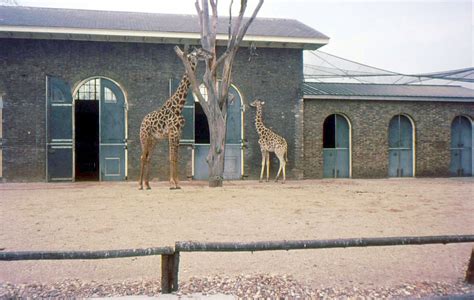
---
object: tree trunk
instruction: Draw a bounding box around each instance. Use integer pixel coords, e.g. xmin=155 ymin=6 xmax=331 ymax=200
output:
xmin=207 ymin=110 xmax=226 ymax=187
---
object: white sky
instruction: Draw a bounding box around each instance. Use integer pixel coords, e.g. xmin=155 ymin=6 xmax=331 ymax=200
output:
xmin=14 ymin=0 xmax=474 ymax=74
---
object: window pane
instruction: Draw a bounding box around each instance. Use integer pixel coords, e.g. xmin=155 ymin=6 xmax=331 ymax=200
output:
xmin=104 ymin=87 xmax=117 ymax=103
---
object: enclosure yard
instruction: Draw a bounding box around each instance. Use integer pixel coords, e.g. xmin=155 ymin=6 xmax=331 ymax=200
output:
xmin=0 ymin=178 xmax=473 ymax=294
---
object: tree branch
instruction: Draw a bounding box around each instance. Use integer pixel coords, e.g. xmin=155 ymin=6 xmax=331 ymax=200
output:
xmin=195 ymin=1 xmax=204 ymax=41
xmin=235 ymin=0 xmax=264 ymax=46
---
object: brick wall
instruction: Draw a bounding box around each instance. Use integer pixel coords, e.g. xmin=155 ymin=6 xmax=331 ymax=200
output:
xmin=303 ymin=98 xmax=474 ymax=178
xmin=0 ymin=38 xmax=303 ymax=181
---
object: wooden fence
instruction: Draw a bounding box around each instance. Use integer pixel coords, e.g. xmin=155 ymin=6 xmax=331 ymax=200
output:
xmin=1 ymin=235 xmax=474 ymax=293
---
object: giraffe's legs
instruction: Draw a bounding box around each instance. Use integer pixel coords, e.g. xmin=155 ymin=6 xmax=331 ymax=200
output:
xmin=169 ymin=135 xmax=181 ymax=190
xmin=139 ymin=138 xmax=156 ymax=190
xmin=259 ymin=150 xmax=267 ymax=183
xmin=265 ymin=151 xmax=270 ymax=182
xmin=139 ymin=152 xmax=146 ymax=190
xmin=275 ymin=149 xmax=287 ymax=183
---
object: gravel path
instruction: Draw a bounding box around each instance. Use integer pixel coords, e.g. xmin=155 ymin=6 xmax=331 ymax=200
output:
xmin=1 ymin=275 xmax=473 ymax=298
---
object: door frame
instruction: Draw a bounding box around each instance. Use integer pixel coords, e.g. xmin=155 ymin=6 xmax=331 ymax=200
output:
xmin=191 ymin=83 xmax=245 ymax=179
xmin=322 ymin=113 xmax=352 ymax=178
xmin=450 ymin=114 xmax=473 ymax=177
xmin=388 ymin=113 xmax=416 ymax=177
xmin=72 ymin=76 xmax=128 ymax=181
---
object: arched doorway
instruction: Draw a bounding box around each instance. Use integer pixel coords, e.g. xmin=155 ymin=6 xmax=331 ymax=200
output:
xmin=388 ymin=114 xmax=414 ymax=177
xmin=193 ymin=84 xmax=243 ymax=180
xmin=450 ymin=115 xmax=472 ymax=176
xmin=73 ymin=77 xmax=127 ymax=181
xmin=323 ymin=114 xmax=351 ymax=178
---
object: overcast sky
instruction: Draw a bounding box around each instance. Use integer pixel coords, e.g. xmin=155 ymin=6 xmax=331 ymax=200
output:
xmin=13 ymin=0 xmax=474 ymax=74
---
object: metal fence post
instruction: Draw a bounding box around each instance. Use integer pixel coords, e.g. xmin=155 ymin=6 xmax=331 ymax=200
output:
xmin=466 ymin=247 xmax=474 ymax=284
xmin=161 ymin=252 xmax=180 ymax=293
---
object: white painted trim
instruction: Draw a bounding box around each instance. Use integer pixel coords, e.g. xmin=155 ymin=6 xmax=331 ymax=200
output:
xmin=403 ymin=114 xmax=416 ymax=177
xmin=0 ymin=26 xmax=329 ymax=49
xmin=45 ymin=76 xmax=48 ymax=181
xmin=339 ymin=113 xmax=352 ymax=178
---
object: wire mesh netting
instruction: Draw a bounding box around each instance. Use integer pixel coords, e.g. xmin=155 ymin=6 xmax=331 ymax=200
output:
xmin=304 ymin=50 xmax=474 ymax=86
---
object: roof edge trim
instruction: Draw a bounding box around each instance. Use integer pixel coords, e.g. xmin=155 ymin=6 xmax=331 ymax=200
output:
xmin=0 ymin=26 xmax=330 ymax=48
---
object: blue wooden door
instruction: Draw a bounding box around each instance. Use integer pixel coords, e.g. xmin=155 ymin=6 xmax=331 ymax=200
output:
xmin=223 ymin=86 xmax=242 ymax=180
xmin=99 ymin=78 xmax=127 ymax=181
xmin=388 ymin=115 xmax=413 ymax=177
xmin=47 ymin=76 xmax=73 ymax=181
xmin=323 ymin=114 xmax=350 ymax=178
xmin=450 ymin=116 xmax=472 ymax=176
xmin=193 ymin=84 xmax=242 ymax=180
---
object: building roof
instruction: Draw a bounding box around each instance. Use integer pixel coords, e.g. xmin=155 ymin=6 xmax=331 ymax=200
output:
xmin=0 ymin=6 xmax=329 ymax=50
xmin=303 ymin=82 xmax=474 ymax=102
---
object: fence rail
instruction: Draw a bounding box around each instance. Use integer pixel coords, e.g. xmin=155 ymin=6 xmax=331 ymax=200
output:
xmin=1 ymin=234 xmax=473 ymax=293
xmin=176 ymin=235 xmax=474 ymax=252
xmin=0 ymin=247 xmax=174 ymax=261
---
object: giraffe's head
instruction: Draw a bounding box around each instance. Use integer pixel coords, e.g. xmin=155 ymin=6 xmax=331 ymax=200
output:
xmin=249 ymin=98 xmax=265 ymax=108
xmin=186 ymin=47 xmax=213 ymax=68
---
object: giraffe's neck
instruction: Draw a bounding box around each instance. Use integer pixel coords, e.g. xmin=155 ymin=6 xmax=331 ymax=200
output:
xmin=255 ymin=106 xmax=268 ymax=136
xmin=165 ymin=61 xmax=196 ymax=113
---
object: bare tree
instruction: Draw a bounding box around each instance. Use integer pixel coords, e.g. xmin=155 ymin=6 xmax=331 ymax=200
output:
xmin=175 ymin=0 xmax=264 ymax=187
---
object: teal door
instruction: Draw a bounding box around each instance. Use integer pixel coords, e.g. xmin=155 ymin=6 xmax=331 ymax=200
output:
xmin=323 ymin=114 xmax=350 ymax=178
xmin=190 ymin=84 xmax=242 ymax=180
xmin=388 ymin=115 xmax=413 ymax=177
xmin=99 ymin=78 xmax=127 ymax=181
xmin=450 ymin=116 xmax=472 ymax=176
xmin=46 ymin=76 xmax=73 ymax=181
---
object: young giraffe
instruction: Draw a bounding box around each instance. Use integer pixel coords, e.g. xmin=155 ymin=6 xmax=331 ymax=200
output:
xmin=250 ymin=99 xmax=288 ymax=183
xmin=138 ymin=48 xmax=207 ymax=190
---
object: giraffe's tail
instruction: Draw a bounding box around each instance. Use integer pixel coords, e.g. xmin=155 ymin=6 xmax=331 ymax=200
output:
xmin=285 ymin=149 xmax=288 ymax=162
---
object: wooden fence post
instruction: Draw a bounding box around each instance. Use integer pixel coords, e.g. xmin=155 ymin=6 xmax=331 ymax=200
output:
xmin=161 ymin=252 xmax=180 ymax=293
xmin=466 ymin=247 xmax=474 ymax=284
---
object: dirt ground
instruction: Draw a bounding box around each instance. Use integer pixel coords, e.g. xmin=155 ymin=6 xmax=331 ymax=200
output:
xmin=0 ymin=178 xmax=473 ymax=289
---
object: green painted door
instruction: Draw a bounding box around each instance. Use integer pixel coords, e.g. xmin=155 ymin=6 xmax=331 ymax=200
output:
xmin=46 ymin=76 xmax=73 ymax=181
xmin=323 ymin=114 xmax=350 ymax=178
xmin=99 ymin=78 xmax=127 ymax=181
xmin=169 ymin=79 xmax=244 ymax=180
xmin=388 ymin=115 xmax=413 ymax=177
xmin=450 ymin=116 xmax=472 ymax=176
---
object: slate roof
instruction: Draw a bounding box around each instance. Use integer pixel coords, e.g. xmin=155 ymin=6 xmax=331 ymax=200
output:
xmin=0 ymin=6 xmax=329 ymax=49
xmin=303 ymin=82 xmax=474 ymax=102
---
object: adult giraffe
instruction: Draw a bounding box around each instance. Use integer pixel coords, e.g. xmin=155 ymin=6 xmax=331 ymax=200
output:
xmin=138 ymin=48 xmax=208 ymax=190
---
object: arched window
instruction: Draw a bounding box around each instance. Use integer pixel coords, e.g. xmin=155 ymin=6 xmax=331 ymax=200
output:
xmin=388 ymin=114 xmax=414 ymax=177
xmin=323 ymin=114 xmax=351 ymax=178
xmin=450 ymin=115 xmax=472 ymax=176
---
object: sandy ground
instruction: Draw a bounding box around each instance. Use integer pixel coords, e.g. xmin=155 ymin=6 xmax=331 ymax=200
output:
xmin=0 ymin=178 xmax=473 ymax=290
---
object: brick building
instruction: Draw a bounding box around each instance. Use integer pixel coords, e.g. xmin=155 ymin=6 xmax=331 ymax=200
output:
xmin=302 ymin=83 xmax=474 ymax=178
xmin=0 ymin=6 xmax=472 ymax=182
xmin=0 ymin=6 xmax=329 ymax=182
